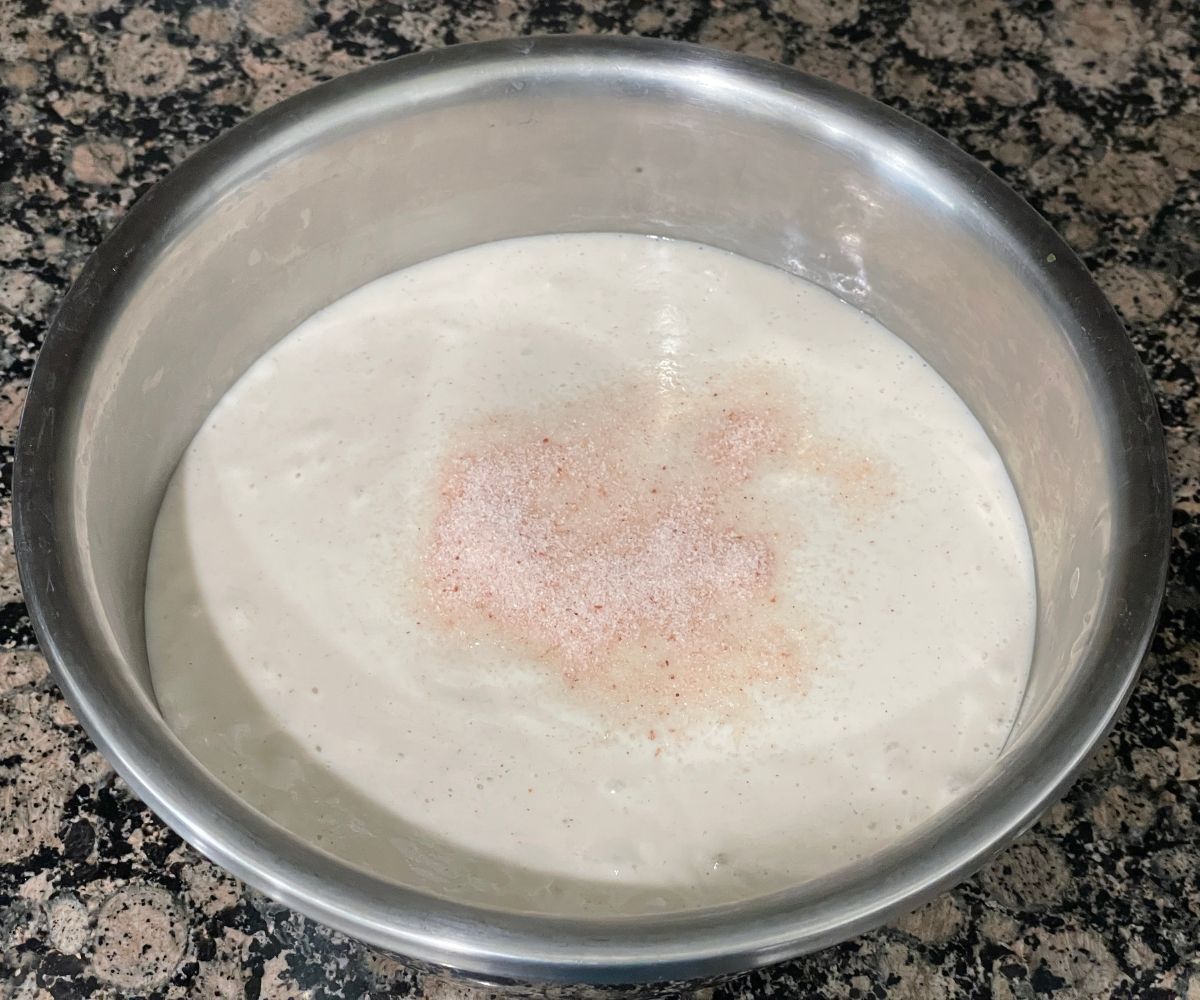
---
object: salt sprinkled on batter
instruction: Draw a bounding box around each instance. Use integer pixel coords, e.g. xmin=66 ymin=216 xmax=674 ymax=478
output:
xmin=425 ymin=372 xmax=886 ymax=728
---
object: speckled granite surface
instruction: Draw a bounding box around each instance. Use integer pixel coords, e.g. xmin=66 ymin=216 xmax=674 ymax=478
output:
xmin=0 ymin=0 xmax=1197 ymax=996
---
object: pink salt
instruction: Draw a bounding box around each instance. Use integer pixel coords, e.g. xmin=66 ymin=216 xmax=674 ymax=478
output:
xmin=422 ymin=372 xmax=883 ymax=728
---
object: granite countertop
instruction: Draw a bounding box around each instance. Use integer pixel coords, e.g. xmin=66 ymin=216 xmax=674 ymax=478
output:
xmin=0 ymin=0 xmax=1197 ymax=997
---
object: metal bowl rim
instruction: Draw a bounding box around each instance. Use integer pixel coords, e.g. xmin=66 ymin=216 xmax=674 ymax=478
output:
xmin=13 ymin=35 xmax=1171 ymax=986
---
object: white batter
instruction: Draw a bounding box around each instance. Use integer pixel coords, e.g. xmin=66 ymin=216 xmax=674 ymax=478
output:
xmin=146 ymin=234 xmax=1036 ymax=915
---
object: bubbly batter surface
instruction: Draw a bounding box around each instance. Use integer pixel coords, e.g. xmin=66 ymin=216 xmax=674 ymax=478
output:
xmin=146 ymin=233 xmax=1036 ymax=914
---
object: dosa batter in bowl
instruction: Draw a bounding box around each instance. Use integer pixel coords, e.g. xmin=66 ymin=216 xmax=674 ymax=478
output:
xmin=145 ymin=233 xmax=1035 ymax=915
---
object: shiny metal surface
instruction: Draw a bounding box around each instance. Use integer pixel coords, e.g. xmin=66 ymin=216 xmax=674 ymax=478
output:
xmin=14 ymin=36 xmax=1170 ymax=986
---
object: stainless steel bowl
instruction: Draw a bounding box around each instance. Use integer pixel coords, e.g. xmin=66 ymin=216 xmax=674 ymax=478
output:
xmin=14 ymin=36 xmax=1169 ymax=986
